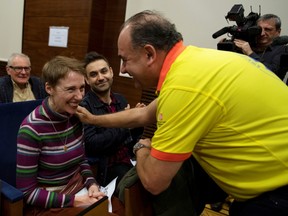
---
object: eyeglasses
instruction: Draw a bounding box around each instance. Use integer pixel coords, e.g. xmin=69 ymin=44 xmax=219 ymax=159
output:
xmin=9 ymin=66 xmax=31 ymax=73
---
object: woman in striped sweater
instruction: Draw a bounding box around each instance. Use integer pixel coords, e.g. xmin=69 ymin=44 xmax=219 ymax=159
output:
xmin=16 ymin=56 xmax=105 ymax=215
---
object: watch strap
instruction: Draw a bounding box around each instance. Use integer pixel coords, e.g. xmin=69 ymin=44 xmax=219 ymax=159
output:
xmin=133 ymin=142 xmax=151 ymax=155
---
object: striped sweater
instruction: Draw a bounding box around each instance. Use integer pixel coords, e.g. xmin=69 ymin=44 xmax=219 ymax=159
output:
xmin=16 ymin=98 xmax=97 ymax=208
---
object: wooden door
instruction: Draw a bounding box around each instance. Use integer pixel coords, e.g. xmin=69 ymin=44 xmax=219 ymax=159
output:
xmin=22 ymin=0 xmax=142 ymax=106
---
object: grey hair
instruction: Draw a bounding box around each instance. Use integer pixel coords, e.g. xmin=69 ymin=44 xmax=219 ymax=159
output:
xmin=257 ymin=14 xmax=281 ymax=30
xmin=7 ymin=53 xmax=31 ymax=66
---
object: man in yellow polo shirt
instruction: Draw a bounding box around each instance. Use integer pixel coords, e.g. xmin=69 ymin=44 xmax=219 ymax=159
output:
xmin=77 ymin=10 xmax=288 ymax=216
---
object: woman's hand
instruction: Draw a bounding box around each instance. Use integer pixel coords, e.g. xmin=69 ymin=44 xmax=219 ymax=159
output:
xmin=74 ymin=194 xmax=98 ymax=207
xmin=73 ymin=184 xmax=105 ymax=207
xmin=88 ymin=184 xmax=105 ymax=199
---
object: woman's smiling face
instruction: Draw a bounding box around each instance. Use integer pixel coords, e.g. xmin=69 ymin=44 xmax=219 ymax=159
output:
xmin=46 ymin=71 xmax=85 ymax=115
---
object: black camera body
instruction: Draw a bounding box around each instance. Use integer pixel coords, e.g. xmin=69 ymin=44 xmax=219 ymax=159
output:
xmin=213 ymin=4 xmax=261 ymax=52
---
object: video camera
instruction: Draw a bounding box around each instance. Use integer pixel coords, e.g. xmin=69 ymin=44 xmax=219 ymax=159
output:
xmin=212 ymin=4 xmax=261 ymax=52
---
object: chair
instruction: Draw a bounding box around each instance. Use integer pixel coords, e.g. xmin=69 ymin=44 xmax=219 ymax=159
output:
xmin=124 ymin=180 xmax=153 ymax=216
xmin=0 ymin=100 xmax=43 ymax=216
xmin=122 ymin=88 xmax=156 ymax=216
xmin=0 ymin=100 xmax=43 ymax=185
xmin=0 ymin=179 xmax=23 ymax=216
xmin=0 ymin=100 xmax=110 ymax=216
xmin=0 ymin=60 xmax=7 ymax=77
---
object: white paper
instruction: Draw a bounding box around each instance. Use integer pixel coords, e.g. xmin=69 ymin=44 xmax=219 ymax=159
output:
xmin=100 ymin=177 xmax=118 ymax=212
xmin=130 ymin=159 xmax=136 ymax=166
xmin=48 ymin=26 xmax=69 ymax=47
xmin=75 ymin=177 xmax=117 ymax=212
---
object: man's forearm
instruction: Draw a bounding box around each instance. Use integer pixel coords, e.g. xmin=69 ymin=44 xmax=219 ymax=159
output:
xmin=136 ymin=149 xmax=177 ymax=195
xmin=90 ymin=107 xmax=149 ymax=128
xmin=80 ymin=99 xmax=157 ymax=128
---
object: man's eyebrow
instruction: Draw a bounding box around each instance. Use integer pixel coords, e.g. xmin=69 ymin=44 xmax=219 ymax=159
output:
xmin=89 ymin=67 xmax=108 ymax=73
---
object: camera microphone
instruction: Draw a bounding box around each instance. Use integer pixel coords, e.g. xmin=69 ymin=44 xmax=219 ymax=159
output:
xmin=212 ymin=27 xmax=230 ymax=39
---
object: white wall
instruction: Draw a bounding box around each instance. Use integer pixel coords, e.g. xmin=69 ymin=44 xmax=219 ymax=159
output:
xmin=0 ymin=0 xmax=287 ymax=60
xmin=126 ymin=0 xmax=288 ymax=49
xmin=0 ymin=0 xmax=24 ymax=61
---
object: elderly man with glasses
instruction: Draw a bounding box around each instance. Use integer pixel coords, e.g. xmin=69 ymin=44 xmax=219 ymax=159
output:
xmin=0 ymin=53 xmax=47 ymax=103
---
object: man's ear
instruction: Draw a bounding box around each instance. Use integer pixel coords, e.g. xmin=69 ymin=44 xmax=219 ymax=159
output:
xmin=6 ymin=66 xmax=11 ymax=75
xmin=144 ymin=44 xmax=156 ymax=62
xmin=110 ymin=67 xmax=114 ymax=77
xmin=277 ymin=29 xmax=281 ymax=36
xmin=85 ymin=76 xmax=89 ymax=85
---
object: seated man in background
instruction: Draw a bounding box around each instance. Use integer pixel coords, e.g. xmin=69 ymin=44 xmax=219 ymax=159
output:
xmin=81 ymin=51 xmax=143 ymax=186
xmin=233 ymin=14 xmax=287 ymax=76
xmin=0 ymin=53 xmax=46 ymax=103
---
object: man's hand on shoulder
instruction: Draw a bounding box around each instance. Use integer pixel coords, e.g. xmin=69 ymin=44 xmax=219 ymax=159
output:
xmin=76 ymin=105 xmax=94 ymax=124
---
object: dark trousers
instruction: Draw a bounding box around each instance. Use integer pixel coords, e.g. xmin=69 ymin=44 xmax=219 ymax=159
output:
xmin=188 ymin=157 xmax=228 ymax=214
xmin=190 ymin=157 xmax=288 ymax=216
xmin=230 ymin=184 xmax=288 ymax=216
xmin=151 ymin=156 xmax=228 ymax=216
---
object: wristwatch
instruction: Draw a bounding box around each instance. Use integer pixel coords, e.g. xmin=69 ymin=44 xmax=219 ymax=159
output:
xmin=133 ymin=142 xmax=151 ymax=155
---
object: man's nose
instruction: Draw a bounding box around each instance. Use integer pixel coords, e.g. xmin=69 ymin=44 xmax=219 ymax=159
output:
xmin=97 ymin=73 xmax=105 ymax=80
xmin=120 ymin=64 xmax=128 ymax=75
xmin=261 ymin=28 xmax=266 ymax=36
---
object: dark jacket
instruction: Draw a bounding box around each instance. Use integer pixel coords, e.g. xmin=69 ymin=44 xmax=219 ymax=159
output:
xmin=250 ymin=44 xmax=286 ymax=75
xmin=81 ymin=91 xmax=132 ymax=155
xmin=0 ymin=75 xmax=47 ymax=103
xmin=80 ymin=90 xmax=143 ymax=185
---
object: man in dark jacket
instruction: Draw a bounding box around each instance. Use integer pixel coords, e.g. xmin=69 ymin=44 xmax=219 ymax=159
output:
xmin=0 ymin=53 xmax=46 ymax=103
xmin=233 ymin=14 xmax=287 ymax=76
xmin=81 ymin=51 xmax=143 ymax=186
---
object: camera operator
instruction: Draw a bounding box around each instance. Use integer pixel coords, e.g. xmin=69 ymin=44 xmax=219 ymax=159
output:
xmin=234 ymin=14 xmax=286 ymax=74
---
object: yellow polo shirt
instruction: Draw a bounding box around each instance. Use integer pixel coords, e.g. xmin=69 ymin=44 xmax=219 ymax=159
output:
xmin=151 ymin=44 xmax=288 ymax=201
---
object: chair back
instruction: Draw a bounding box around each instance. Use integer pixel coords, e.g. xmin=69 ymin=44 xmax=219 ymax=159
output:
xmin=0 ymin=100 xmax=43 ymax=186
